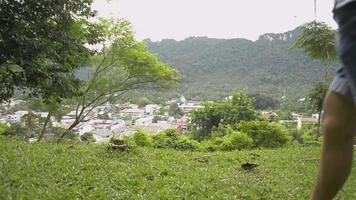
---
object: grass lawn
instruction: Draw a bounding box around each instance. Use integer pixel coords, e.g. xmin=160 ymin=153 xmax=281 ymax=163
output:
xmin=1 ymin=137 xmax=356 ymax=199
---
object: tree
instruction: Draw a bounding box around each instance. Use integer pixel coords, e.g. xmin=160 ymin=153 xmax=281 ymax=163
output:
xmin=59 ymin=19 xmax=179 ymax=140
xmin=249 ymin=93 xmax=280 ymax=110
xmin=0 ymin=0 xmax=101 ymax=102
xmin=292 ymin=21 xmax=336 ymax=138
xmin=168 ymin=103 xmax=184 ymax=118
xmin=190 ymin=92 xmax=257 ymax=141
xmin=307 ymin=81 xmax=327 ymax=138
xmin=20 ymin=111 xmax=40 ymax=139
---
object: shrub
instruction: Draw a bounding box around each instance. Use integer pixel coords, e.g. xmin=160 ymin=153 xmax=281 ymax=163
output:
xmin=152 ymin=129 xmax=179 ymax=149
xmin=152 ymin=129 xmax=200 ymax=151
xmin=200 ymin=137 xmax=224 ymax=152
xmin=238 ymin=121 xmax=289 ymax=148
xmin=133 ymin=129 xmax=152 ymax=147
xmin=1 ymin=124 xmax=29 ymax=141
xmin=220 ymin=131 xmax=253 ymax=151
xmin=176 ymin=136 xmax=201 ymax=151
xmin=51 ymin=127 xmax=79 ymax=143
xmin=80 ymin=132 xmax=96 ymax=143
xmin=0 ymin=123 xmax=9 ymax=135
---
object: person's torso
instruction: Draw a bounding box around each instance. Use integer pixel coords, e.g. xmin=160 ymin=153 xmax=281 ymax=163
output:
xmin=335 ymin=0 xmax=356 ymax=9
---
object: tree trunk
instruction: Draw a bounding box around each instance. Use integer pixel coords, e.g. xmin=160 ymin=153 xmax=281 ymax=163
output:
xmin=37 ymin=111 xmax=52 ymax=142
xmin=57 ymin=120 xmax=79 ymax=142
xmin=316 ymin=108 xmax=322 ymax=139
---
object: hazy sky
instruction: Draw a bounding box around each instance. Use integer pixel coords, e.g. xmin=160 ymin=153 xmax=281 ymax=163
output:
xmin=93 ymin=0 xmax=336 ymax=41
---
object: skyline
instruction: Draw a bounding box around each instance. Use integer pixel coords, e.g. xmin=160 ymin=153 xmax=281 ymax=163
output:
xmin=93 ymin=0 xmax=337 ymax=41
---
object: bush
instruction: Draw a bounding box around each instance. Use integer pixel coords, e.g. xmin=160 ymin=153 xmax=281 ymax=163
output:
xmin=0 ymin=123 xmax=9 ymax=135
xmin=51 ymin=127 xmax=79 ymax=143
xmin=2 ymin=124 xmax=29 ymax=141
xmin=220 ymin=131 xmax=253 ymax=151
xmin=133 ymin=129 xmax=152 ymax=147
xmin=152 ymin=129 xmax=180 ymax=149
xmin=200 ymin=137 xmax=224 ymax=152
xmin=176 ymin=136 xmax=201 ymax=151
xmin=152 ymin=129 xmax=200 ymax=151
xmin=80 ymin=132 xmax=96 ymax=143
xmin=238 ymin=121 xmax=289 ymax=148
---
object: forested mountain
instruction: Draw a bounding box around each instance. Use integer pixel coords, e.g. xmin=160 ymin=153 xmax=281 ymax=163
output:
xmin=145 ymin=27 xmax=339 ymax=101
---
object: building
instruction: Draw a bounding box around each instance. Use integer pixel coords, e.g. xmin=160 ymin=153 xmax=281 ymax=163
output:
xmin=135 ymin=116 xmax=154 ymax=126
xmin=119 ymin=108 xmax=145 ymax=118
xmin=145 ymin=104 xmax=160 ymax=115
xmin=178 ymin=103 xmax=203 ymax=113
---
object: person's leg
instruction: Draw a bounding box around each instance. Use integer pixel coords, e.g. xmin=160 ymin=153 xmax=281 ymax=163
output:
xmin=310 ymin=91 xmax=356 ymax=200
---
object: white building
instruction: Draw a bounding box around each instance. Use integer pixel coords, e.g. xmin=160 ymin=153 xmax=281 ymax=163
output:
xmin=178 ymin=103 xmax=203 ymax=113
xmin=120 ymin=108 xmax=145 ymax=118
xmin=135 ymin=116 xmax=154 ymax=126
xmin=145 ymin=104 xmax=160 ymax=115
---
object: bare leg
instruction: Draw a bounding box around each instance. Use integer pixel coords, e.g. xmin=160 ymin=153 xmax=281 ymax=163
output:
xmin=310 ymin=91 xmax=356 ymax=200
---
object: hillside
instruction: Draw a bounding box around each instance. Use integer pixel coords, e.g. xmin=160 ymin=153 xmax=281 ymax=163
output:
xmin=2 ymin=137 xmax=356 ymax=199
xmin=146 ymin=27 xmax=339 ymax=101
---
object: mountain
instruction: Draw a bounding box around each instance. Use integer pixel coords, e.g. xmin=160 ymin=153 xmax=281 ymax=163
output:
xmin=145 ymin=27 xmax=339 ymax=101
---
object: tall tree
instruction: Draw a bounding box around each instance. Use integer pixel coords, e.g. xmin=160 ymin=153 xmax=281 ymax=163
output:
xmin=190 ymin=92 xmax=257 ymax=141
xmin=59 ymin=19 xmax=179 ymax=139
xmin=0 ymin=0 xmax=101 ymax=102
xmin=292 ymin=21 xmax=337 ymax=138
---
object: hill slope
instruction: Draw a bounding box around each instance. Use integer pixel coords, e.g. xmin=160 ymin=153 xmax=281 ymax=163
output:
xmin=146 ymin=28 xmax=339 ymax=101
xmin=1 ymin=137 xmax=356 ymax=199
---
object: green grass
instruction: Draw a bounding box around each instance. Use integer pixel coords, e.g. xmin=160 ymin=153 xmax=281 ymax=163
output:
xmin=1 ymin=137 xmax=356 ymax=199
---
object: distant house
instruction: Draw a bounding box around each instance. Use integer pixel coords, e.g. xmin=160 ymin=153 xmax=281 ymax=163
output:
xmin=120 ymin=108 xmax=145 ymax=118
xmin=135 ymin=122 xmax=175 ymax=134
xmin=135 ymin=116 xmax=154 ymax=126
xmin=178 ymin=102 xmax=203 ymax=113
xmin=145 ymin=104 xmax=160 ymax=115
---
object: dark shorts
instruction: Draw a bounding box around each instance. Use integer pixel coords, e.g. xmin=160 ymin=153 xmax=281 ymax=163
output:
xmin=330 ymin=2 xmax=356 ymax=102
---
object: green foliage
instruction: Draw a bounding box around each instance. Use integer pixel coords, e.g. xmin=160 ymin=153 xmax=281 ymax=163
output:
xmin=51 ymin=127 xmax=79 ymax=142
xmin=20 ymin=111 xmax=40 ymax=136
xmin=80 ymin=132 xmax=95 ymax=143
xmin=249 ymin=93 xmax=280 ymax=110
xmin=133 ymin=129 xmax=152 ymax=147
xmin=168 ymin=103 xmax=183 ymax=118
xmin=220 ymin=131 xmax=253 ymax=151
xmin=151 ymin=129 xmax=200 ymax=151
xmin=135 ymin=97 xmax=152 ymax=107
xmin=63 ymin=18 xmax=180 ymax=137
xmin=152 ymin=115 xmax=162 ymax=123
xmin=292 ymin=21 xmax=336 ymax=61
xmin=190 ymin=92 xmax=257 ymax=140
xmin=152 ymin=129 xmax=180 ymax=149
xmin=238 ymin=121 xmax=290 ymax=148
xmin=307 ymin=81 xmax=327 ymax=113
xmin=175 ymin=136 xmax=201 ymax=151
xmin=0 ymin=0 xmax=100 ymax=102
xmin=3 ymin=137 xmax=356 ymax=199
xmin=0 ymin=124 xmax=8 ymax=135
xmin=1 ymin=124 xmax=29 ymax=141
xmin=145 ymin=28 xmax=339 ymax=102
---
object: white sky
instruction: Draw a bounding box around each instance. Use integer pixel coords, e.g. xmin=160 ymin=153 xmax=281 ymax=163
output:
xmin=93 ymin=0 xmax=336 ymax=41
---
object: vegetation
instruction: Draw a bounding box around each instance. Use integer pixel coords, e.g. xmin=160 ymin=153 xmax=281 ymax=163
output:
xmin=292 ymin=21 xmax=337 ymax=138
xmin=238 ymin=121 xmax=289 ymax=148
xmin=2 ymin=137 xmax=356 ymax=199
xmin=0 ymin=0 xmax=100 ymax=102
xmin=190 ymin=93 xmax=257 ymax=141
xmin=60 ymin=19 xmax=179 ymax=139
xmin=145 ymin=28 xmax=339 ymax=102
